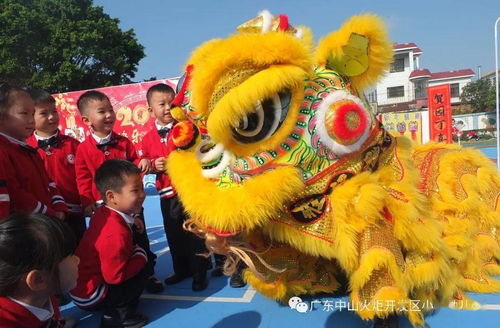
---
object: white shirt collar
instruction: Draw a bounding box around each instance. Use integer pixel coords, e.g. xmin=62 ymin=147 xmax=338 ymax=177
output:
xmin=155 ymin=121 xmax=173 ymax=131
xmin=34 ymin=130 xmax=58 ymax=141
xmin=0 ymin=131 xmax=28 ymax=146
xmin=8 ymin=297 xmax=54 ymax=322
xmin=105 ymin=205 xmax=136 ymax=226
xmin=91 ymin=132 xmax=112 ymax=144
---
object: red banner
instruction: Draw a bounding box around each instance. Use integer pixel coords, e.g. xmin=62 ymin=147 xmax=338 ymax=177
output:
xmin=53 ymin=78 xmax=179 ymax=152
xmin=428 ymin=84 xmax=452 ymax=143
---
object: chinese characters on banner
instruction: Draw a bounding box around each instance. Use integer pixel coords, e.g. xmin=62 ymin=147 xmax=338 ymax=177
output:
xmin=52 ymin=78 xmax=179 ymax=153
xmin=428 ymin=84 xmax=452 ymax=143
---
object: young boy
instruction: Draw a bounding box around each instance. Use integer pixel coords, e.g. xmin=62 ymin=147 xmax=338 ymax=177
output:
xmin=141 ymin=83 xmax=211 ymax=291
xmin=70 ymin=159 xmax=150 ymax=327
xmin=25 ymin=88 xmax=86 ymax=241
xmin=74 ymin=90 xmax=163 ymax=293
xmin=0 ymin=82 xmax=67 ymax=220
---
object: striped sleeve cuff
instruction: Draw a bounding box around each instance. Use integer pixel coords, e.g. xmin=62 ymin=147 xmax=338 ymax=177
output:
xmin=32 ymin=201 xmax=47 ymax=214
xmin=132 ymin=246 xmax=148 ymax=261
xmin=158 ymin=186 xmax=175 ymax=198
xmin=52 ymin=195 xmax=65 ymax=204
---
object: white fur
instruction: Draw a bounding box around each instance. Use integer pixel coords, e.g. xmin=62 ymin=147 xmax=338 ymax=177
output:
xmin=315 ymin=90 xmax=372 ymax=156
xmin=259 ymin=10 xmax=274 ymax=33
xmin=295 ymin=27 xmax=303 ymax=39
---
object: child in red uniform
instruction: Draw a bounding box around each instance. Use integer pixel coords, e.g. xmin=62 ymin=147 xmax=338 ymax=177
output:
xmin=26 ymin=88 xmax=86 ymax=241
xmin=0 ymin=212 xmax=79 ymax=328
xmin=70 ymin=160 xmax=151 ymax=327
xmin=141 ymin=83 xmax=210 ymax=291
xmin=0 ymin=82 xmax=67 ymax=220
xmin=74 ymin=90 xmax=162 ymax=293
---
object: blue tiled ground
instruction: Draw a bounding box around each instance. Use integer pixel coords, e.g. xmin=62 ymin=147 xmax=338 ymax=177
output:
xmin=62 ymin=146 xmax=500 ymax=327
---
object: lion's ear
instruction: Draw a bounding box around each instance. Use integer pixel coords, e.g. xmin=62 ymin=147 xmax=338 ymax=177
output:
xmin=315 ymin=14 xmax=393 ymax=91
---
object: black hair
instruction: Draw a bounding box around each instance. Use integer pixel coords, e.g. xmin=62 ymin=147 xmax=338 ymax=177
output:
xmin=0 ymin=82 xmax=29 ymax=120
xmin=95 ymin=159 xmax=141 ymax=199
xmin=24 ymin=87 xmax=56 ymax=106
xmin=146 ymin=83 xmax=175 ymax=106
xmin=0 ymin=213 xmax=77 ymax=296
xmin=77 ymin=90 xmax=110 ymax=116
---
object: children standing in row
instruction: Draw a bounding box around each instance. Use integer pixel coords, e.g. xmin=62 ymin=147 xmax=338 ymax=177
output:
xmin=26 ymin=88 xmax=86 ymax=241
xmin=141 ymin=83 xmax=211 ymax=291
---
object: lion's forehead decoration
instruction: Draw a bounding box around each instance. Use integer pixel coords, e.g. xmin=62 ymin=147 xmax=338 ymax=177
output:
xmin=167 ymin=10 xmax=500 ymax=327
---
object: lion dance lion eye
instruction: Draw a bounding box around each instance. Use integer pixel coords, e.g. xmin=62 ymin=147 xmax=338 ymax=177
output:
xmin=232 ymin=90 xmax=291 ymax=143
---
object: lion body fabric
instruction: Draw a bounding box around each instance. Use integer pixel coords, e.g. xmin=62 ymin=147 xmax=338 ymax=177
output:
xmin=167 ymin=11 xmax=500 ymax=326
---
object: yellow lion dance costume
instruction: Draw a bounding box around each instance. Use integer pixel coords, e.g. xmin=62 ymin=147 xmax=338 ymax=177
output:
xmin=166 ymin=10 xmax=500 ymax=327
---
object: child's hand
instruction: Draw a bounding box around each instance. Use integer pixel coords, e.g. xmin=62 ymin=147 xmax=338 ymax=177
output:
xmin=154 ymin=158 xmax=166 ymax=172
xmin=55 ymin=211 xmax=66 ymax=221
xmin=138 ymin=159 xmax=152 ymax=174
xmin=134 ymin=218 xmax=145 ymax=234
xmin=84 ymin=204 xmax=96 ymax=217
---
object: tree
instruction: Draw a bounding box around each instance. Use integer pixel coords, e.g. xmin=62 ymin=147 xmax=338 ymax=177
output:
xmin=0 ymin=0 xmax=145 ymax=93
xmin=460 ymin=78 xmax=496 ymax=113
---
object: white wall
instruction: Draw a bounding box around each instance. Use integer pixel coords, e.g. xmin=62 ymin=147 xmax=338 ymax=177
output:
xmin=375 ymin=51 xmax=415 ymax=105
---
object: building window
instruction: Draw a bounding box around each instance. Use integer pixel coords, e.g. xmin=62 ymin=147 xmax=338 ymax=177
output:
xmin=390 ymin=56 xmax=405 ymax=73
xmin=366 ymin=90 xmax=377 ymax=103
xmin=387 ymin=86 xmax=404 ymax=98
xmin=450 ymin=83 xmax=460 ymax=98
xmin=414 ymin=80 xmax=427 ymax=99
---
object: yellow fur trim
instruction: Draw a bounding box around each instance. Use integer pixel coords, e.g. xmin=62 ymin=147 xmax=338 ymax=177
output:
xmin=167 ymin=151 xmax=305 ymax=232
xmin=350 ymin=248 xmax=406 ymax=293
xmin=206 ymin=65 xmax=305 ymax=156
xmin=315 ymin=14 xmax=393 ymax=91
xmin=187 ymin=32 xmax=313 ymax=116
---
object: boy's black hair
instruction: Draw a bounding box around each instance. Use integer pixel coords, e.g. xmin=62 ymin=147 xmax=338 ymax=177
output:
xmin=95 ymin=159 xmax=141 ymax=199
xmin=146 ymin=83 xmax=175 ymax=106
xmin=0 ymin=82 xmax=29 ymax=120
xmin=0 ymin=213 xmax=77 ymax=296
xmin=24 ymin=87 xmax=56 ymax=106
xmin=77 ymin=90 xmax=110 ymax=116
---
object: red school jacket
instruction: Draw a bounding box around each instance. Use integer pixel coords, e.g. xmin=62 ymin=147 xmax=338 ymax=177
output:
xmin=75 ymin=132 xmax=139 ymax=208
xmin=0 ymin=159 xmax=9 ymax=219
xmin=140 ymin=127 xmax=177 ymax=199
xmin=0 ymin=134 xmax=67 ymax=219
xmin=0 ymin=296 xmax=64 ymax=328
xmin=69 ymin=206 xmax=147 ymax=308
xmin=27 ymin=131 xmax=82 ymax=213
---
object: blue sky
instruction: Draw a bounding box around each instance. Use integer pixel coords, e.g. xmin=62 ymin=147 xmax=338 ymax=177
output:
xmin=95 ymin=0 xmax=500 ymax=81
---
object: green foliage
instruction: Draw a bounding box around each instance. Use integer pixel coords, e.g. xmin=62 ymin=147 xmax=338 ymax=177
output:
xmin=0 ymin=0 xmax=145 ymax=93
xmin=460 ymin=78 xmax=496 ymax=113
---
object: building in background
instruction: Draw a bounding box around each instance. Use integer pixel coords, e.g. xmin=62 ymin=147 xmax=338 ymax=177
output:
xmin=366 ymin=43 xmax=474 ymax=114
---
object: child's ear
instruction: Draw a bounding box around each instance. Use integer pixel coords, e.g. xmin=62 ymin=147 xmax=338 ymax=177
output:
xmin=105 ymin=189 xmax=115 ymax=204
xmin=81 ymin=115 xmax=91 ymax=127
xmin=25 ymin=270 xmax=50 ymax=292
